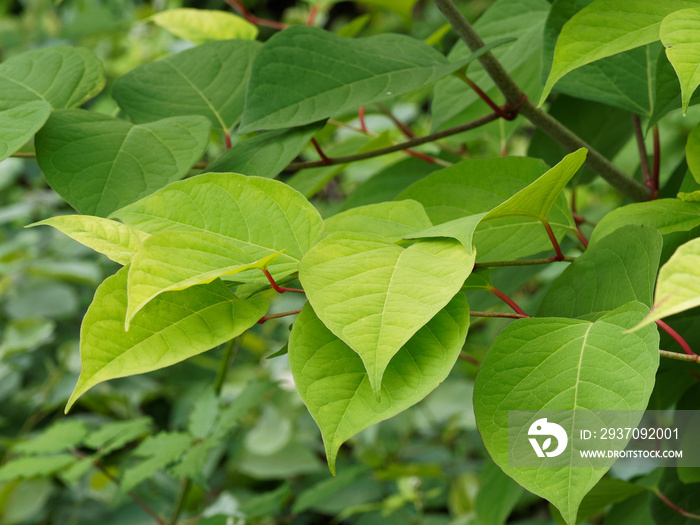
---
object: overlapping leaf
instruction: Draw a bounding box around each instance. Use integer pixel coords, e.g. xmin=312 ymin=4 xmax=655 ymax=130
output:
xmin=660 ymin=8 xmax=700 ymax=114
xmin=112 ymin=40 xmax=261 ymax=131
xmin=0 ymin=101 xmax=51 ymax=162
xmin=290 ymin=293 xmax=469 ymax=473
xmin=474 ymin=302 xmax=659 ymax=524
xmin=151 ymin=8 xmax=258 ymax=43
xmin=687 ymin=124 xmax=700 ymax=183
xmin=29 ymin=215 xmax=149 ymax=265
xmin=66 ymin=266 xmax=269 ymax=412
xmin=299 ymin=233 xmax=474 ymax=396
xmin=0 ymin=46 xmax=104 ymax=110
xmin=35 ymin=110 xmax=210 ymax=216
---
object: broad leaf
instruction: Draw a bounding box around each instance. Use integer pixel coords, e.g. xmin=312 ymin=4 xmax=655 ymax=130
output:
xmin=290 ymin=293 xmax=469 ymax=474
xmin=397 ymin=157 xmax=575 ymax=262
xmin=404 ymin=213 xmax=487 ymax=254
xmin=0 ymin=46 xmax=104 ymax=110
xmin=299 ymin=233 xmax=474 ymax=396
xmin=474 ymin=302 xmax=659 ymax=524
xmin=151 ymin=8 xmax=258 ymax=43
xmin=112 ymin=173 xmax=324 ymax=261
xmin=66 ymin=266 xmax=269 ymax=412
xmin=649 ymin=50 xmax=700 ymax=127
xmin=540 ymin=0 xmax=700 ymax=105
xmin=112 ymin=40 xmax=261 ymax=131
xmin=125 ymin=231 xmax=290 ymax=327
xmin=538 ymin=225 xmax=663 ymax=320
xmin=0 ymin=101 xmax=51 ymax=162
xmin=205 ymin=121 xmax=324 ymax=178
xmin=322 ymin=200 xmax=433 ymax=242
xmin=631 ymin=237 xmax=700 ymax=329
xmin=239 ymin=25 xmax=499 ymax=132
xmin=687 ymin=124 xmax=700 ymax=183
xmin=35 ymin=110 xmax=210 ymax=217
xmin=660 ymin=8 xmax=700 ymax=115
xmin=29 ymin=215 xmax=149 ymax=265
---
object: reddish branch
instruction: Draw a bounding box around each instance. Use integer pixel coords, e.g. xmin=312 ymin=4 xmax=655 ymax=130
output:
xmin=656 ymin=320 xmax=697 ymax=356
xmin=310 ymin=138 xmax=332 ymax=165
xmin=652 ymin=126 xmax=660 ymax=199
xmin=455 ymin=71 xmax=519 ymax=121
xmin=358 ymin=106 xmax=369 ymax=133
xmin=542 ymin=221 xmax=565 ymax=261
xmin=470 ymin=311 xmax=529 ymax=319
xmin=222 ymin=0 xmax=288 ymax=30
xmin=261 ymin=268 xmax=305 ymax=294
xmin=258 ymin=309 xmax=303 ymax=324
xmin=458 ymin=352 xmax=481 ymax=366
xmin=655 ymin=489 xmax=700 ymax=520
xmin=489 ymin=287 xmax=529 ymax=317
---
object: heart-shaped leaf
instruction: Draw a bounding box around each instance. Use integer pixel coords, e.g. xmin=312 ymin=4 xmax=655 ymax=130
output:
xmin=66 ymin=266 xmax=269 ymax=412
xmin=0 ymin=101 xmax=51 ymax=162
xmin=0 ymin=46 xmax=104 ymax=110
xmin=474 ymin=302 xmax=659 ymax=524
xmin=151 ymin=8 xmax=258 ymax=43
xmin=660 ymin=8 xmax=700 ymax=115
xmin=299 ymin=233 xmax=475 ymax=396
xmin=290 ymin=293 xmax=469 ymax=473
xmin=35 ymin=109 xmax=210 ymax=217
xmin=112 ymin=40 xmax=261 ymax=131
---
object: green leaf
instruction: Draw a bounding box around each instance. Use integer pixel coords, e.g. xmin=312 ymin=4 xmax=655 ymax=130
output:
xmin=29 ymin=215 xmax=149 ymax=265
xmin=474 ymin=457 xmax=523 ymax=525
xmin=397 ymin=157 xmax=575 ymax=262
xmin=649 ymin=49 xmax=700 ymax=127
xmin=84 ymin=417 xmax=152 ymax=454
xmin=239 ymin=25 xmax=494 ymax=132
xmin=631 ymin=237 xmax=700 ymax=329
xmin=403 ymin=213 xmax=487 ymax=254
xmin=14 ymin=420 xmax=88 ymax=455
xmin=66 ymin=266 xmax=269 ymax=412
xmin=299 ymin=233 xmax=474 ymax=396
xmin=539 ymin=226 xmax=663 ymax=320
xmin=292 ymin=466 xmax=368 ymax=513
xmin=188 ymin=388 xmax=219 ymax=440
xmin=0 ymin=46 xmax=104 ymax=110
xmin=358 ymin=0 xmax=419 ymax=21
xmin=0 ymin=101 xmax=51 ymax=162
xmin=323 ymin=200 xmax=433 ymax=242
xmin=122 ymin=431 xmax=192 ymax=491
xmin=112 ymin=173 xmax=323 ymax=261
xmin=35 ymin=110 xmax=210 ymax=217
xmin=151 ymin=8 xmax=258 ymax=43
xmin=112 ymin=40 xmax=261 ymax=131
xmin=686 ymin=123 xmax=700 ymax=184
xmin=125 ymin=231 xmax=287 ymax=328
xmin=660 ymin=8 xmax=700 ymax=115
xmin=539 ymin=0 xmax=700 ymax=105
xmin=474 ymin=302 xmax=659 ymax=524
xmin=290 ymin=293 xmax=469 ymax=474
xmin=0 ymin=455 xmax=76 ymax=482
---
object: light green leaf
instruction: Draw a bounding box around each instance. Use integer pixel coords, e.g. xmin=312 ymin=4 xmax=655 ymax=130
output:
xmin=151 ymin=8 xmax=258 ymax=43
xmin=122 ymin=432 xmax=192 ymax=491
xmin=29 ymin=215 xmax=149 ymax=265
xmin=112 ymin=40 xmax=261 ymax=131
xmin=35 ymin=110 xmax=210 ymax=217
xmin=397 ymin=157 xmax=575 ymax=262
xmin=290 ymin=293 xmax=469 ymax=474
xmin=125 ymin=231 xmax=288 ymax=328
xmin=660 ymin=8 xmax=700 ymax=115
xmin=474 ymin=302 xmax=659 ymax=524
xmin=66 ymin=266 xmax=269 ymax=412
xmin=403 ymin=213 xmax=487 ymax=254
xmin=678 ymin=190 xmax=700 ymax=201
xmin=474 ymin=457 xmax=523 ymax=525
xmin=540 ymin=0 xmax=700 ymax=105
xmin=84 ymin=417 xmax=152 ymax=454
xmin=358 ymin=0 xmax=419 ymax=21
xmin=539 ymin=225 xmax=663 ymax=320
xmin=299 ymin=233 xmax=474 ymax=396
xmin=323 ymin=200 xmax=433 ymax=242
xmin=205 ymin=121 xmax=324 ymax=178
xmin=462 ymin=268 xmax=495 ymax=291
xmin=239 ymin=25 xmax=497 ymax=132
xmin=484 ymin=148 xmax=587 ymax=223
xmin=188 ymin=388 xmax=219 ymax=440
xmin=686 ymin=123 xmax=700 ymax=183
xmin=0 ymin=101 xmax=51 ymax=162
xmin=631 ymin=237 xmax=700 ymax=329
xmin=0 ymin=455 xmax=76 ymax=482
xmin=0 ymin=46 xmax=105 ymax=110
xmin=14 ymin=420 xmax=88 ymax=455
xmin=649 ymin=48 xmax=700 ymax=127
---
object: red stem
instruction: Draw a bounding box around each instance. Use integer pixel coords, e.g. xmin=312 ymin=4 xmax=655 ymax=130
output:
xmin=376 ymin=103 xmax=415 ymax=138
xmin=542 ymin=221 xmax=565 ymax=260
xmin=307 ymin=4 xmax=319 ymax=26
xmin=655 ymin=320 xmax=697 ymax=356
xmin=261 ymin=268 xmax=305 ymax=294
xmin=258 ymin=308 xmax=303 ymax=324
xmin=459 ymin=73 xmax=514 ymax=120
xmin=632 ymin=114 xmax=653 ymax=194
xmin=222 ymin=0 xmax=288 ymax=30
xmin=574 ymin=229 xmax=588 ymax=249
xmin=652 ymin=125 xmax=660 ymax=199
xmin=404 ymin=149 xmax=437 ymax=163
xmin=655 ymin=490 xmax=700 ymax=519
xmin=470 ymin=311 xmax=530 ymax=319
xmin=225 ymin=131 xmax=232 ymax=150
xmin=310 ymin=138 xmax=332 ymax=165
xmin=358 ymin=106 xmax=368 ymax=133
xmin=489 ymin=287 xmax=529 ymax=316
xmin=458 ymin=352 xmax=480 ymax=366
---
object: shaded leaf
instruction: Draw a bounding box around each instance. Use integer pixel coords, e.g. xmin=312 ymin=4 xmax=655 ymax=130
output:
xmin=660 ymin=8 xmax=700 ymax=114
xmin=151 ymin=8 xmax=258 ymax=43
xmin=122 ymin=432 xmax=192 ymax=491
xmin=404 ymin=213 xmax=487 ymax=254
xmin=84 ymin=417 xmax=152 ymax=454
xmin=686 ymin=122 xmax=700 ymax=184
xmin=0 ymin=101 xmax=51 ymax=162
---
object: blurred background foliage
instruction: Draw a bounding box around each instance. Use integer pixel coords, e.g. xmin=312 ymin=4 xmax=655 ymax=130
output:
xmin=0 ymin=0 xmax=696 ymax=524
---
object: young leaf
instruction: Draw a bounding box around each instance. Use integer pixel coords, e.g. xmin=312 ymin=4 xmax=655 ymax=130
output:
xmin=474 ymin=302 xmax=659 ymax=524
xmin=35 ymin=110 xmax=210 ymax=217
xmin=0 ymin=101 xmax=51 ymax=162
xmin=239 ymin=25 xmax=500 ymax=132
xmin=125 ymin=231 xmax=290 ymax=328
xmin=0 ymin=46 xmax=104 ymax=110
xmin=112 ymin=40 xmax=261 ymax=131
xmin=538 ymin=225 xmax=663 ymax=320
xmin=299 ymin=233 xmax=475 ymax=396
xmin=660 ymin=8 xmax=700 ymax=115
xmin=111 ymin=173 xmax=324 ymax=261
xmin=397 ymin=157 xmax=575 ymax=261
xmin=322 ymin=200 xmax=433 ymax=242
xmin=630 ymin=237 xmax=700 ymax=330
xmin=151 ymin=8 xmax=258 ymax=43
xmin=539 ymin=0 xmax=698 ymax=105
xmin=403 ymin=212 xmax=487 ymax=254
xmin=289 ymin=293 xmax=469 ymax=474
xmin=66 ymin=266 xmax=269 ymax=412
xmin=28 ymin=215 xmax=149 ymax=265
